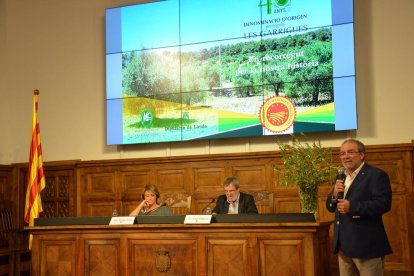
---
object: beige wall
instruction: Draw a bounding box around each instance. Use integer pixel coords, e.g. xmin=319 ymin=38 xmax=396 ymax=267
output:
xmin=0 ymin=0 xmax=8 ymax=161
xmin=0 ymin=0 xmax=413 ymax=164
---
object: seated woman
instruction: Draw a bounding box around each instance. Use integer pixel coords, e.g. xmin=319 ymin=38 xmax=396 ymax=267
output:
xmin=129 ymin=184 xmax=173 ymax=216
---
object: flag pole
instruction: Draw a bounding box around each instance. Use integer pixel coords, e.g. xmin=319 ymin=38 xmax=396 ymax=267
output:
xmin=24 ymin=89 xmax=45 ymax=249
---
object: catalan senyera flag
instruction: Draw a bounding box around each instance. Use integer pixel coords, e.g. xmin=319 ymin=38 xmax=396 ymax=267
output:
xmin=24 ymin=90 xmax=46 ymax=249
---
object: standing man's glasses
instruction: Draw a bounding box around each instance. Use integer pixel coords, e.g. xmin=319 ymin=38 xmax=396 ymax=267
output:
xmin=339 ymin=150 xmax=360 ymax=157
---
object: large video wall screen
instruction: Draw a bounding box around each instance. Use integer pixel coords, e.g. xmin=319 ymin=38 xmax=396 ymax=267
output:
xmin=106 ymin=0 xmax=356 ymax=145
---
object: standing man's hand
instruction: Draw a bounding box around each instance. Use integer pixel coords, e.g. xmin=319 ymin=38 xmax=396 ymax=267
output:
xmin=337 ymin=199 xmax=350 ymax=214
xmin=334 ymin=180 xmax=345 ymax=199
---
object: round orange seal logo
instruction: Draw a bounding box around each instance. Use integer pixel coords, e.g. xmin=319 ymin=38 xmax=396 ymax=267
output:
xmin=259 ymin=96 xmax=296 ymax=133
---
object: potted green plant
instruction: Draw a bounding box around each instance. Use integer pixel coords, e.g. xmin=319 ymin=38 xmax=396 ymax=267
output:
xmin=276 ymin=135 xmax=337 ymax=214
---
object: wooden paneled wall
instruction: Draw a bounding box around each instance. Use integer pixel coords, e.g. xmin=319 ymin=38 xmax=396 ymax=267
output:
xmin=77 ymin=151 xmax=279 ymax=217
xmin=1 ymin=142 xmax=413 ymax=275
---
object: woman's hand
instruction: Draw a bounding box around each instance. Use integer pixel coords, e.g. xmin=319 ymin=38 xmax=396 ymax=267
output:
xmin=129 ymin=200 xmax=148 ymax=216
xmin=139 ymin=200 xmax=148 ymax=212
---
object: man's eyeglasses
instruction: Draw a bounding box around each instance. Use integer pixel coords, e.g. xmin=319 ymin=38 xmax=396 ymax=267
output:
xmin=339 ymin=150 xmax=360 ymax=157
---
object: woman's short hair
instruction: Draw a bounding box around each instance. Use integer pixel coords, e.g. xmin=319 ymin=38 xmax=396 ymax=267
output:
xmin=141 ymin=184 xmax=160 ymax=203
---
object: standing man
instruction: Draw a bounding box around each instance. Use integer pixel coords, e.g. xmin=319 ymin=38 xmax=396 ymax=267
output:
xmin=212 ymin=176 xmax=258 ymax=214
xmin=326 ymin=138 xmax=392 ymax=275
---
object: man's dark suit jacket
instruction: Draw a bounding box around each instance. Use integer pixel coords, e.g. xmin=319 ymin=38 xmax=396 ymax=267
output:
xmin=326 ymin=163 xmax=392 ymax=259
xmin=212 ymin=192 xmax=258 ymax=214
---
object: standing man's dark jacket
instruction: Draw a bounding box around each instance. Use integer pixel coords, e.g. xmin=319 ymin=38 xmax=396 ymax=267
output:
xmin=326 ymin=163 xmax=392 ymax=258
xmin=212 ymin=192 xmax=258 ymax=214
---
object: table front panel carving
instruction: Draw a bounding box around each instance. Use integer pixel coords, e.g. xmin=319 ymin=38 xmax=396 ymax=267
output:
xmin=30 ymin=223 xmax=331 ymax=276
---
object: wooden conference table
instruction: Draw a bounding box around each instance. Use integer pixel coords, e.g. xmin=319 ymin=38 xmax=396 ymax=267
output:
xmin=28 ymin=214 xmax=331 ymax=276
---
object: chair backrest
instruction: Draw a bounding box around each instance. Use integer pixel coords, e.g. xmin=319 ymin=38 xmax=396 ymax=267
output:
xmin=245 ymin=191 xmax=274 ymax=214
xmin=161 ymin=193 xmax=192 ymax=215
xmin=0 ymin=204 xmax=15 ymax=248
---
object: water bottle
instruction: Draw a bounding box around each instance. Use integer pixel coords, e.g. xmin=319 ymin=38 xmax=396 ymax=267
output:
xmin=205 ymin=207 xmax=212 ymax=215
xmin=112 ymin=209 xmax=118 ymax=216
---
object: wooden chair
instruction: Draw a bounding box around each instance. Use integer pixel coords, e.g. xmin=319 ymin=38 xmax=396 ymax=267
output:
xmin=0 ymin=203 xmax=15 ymax=276
xmin=245 ymin=191 xmax=274 ymax=214
xmin=0 ymin=203 xmax=15 ymax=249
xmin=161 ymin=193 xmax=192 ymax=215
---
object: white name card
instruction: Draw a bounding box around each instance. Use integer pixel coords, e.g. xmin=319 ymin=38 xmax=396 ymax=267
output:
xmin=184 ymin=215 xmax=212 ymax=224
xmin=109 ymin=216 xmax=135 ymax=225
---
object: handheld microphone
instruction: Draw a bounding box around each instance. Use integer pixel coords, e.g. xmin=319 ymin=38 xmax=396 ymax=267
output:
xmin=336 ymin=167 xmax=346 ymax=199
xmin=201 ymin=198 xmax=215 ymax=214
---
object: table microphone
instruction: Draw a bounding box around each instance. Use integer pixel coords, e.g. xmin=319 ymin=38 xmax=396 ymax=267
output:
xmin=201 ymin=198 xmax=215 ymax=214
xmin=336 ymin=167 xmax=346 ymax=199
